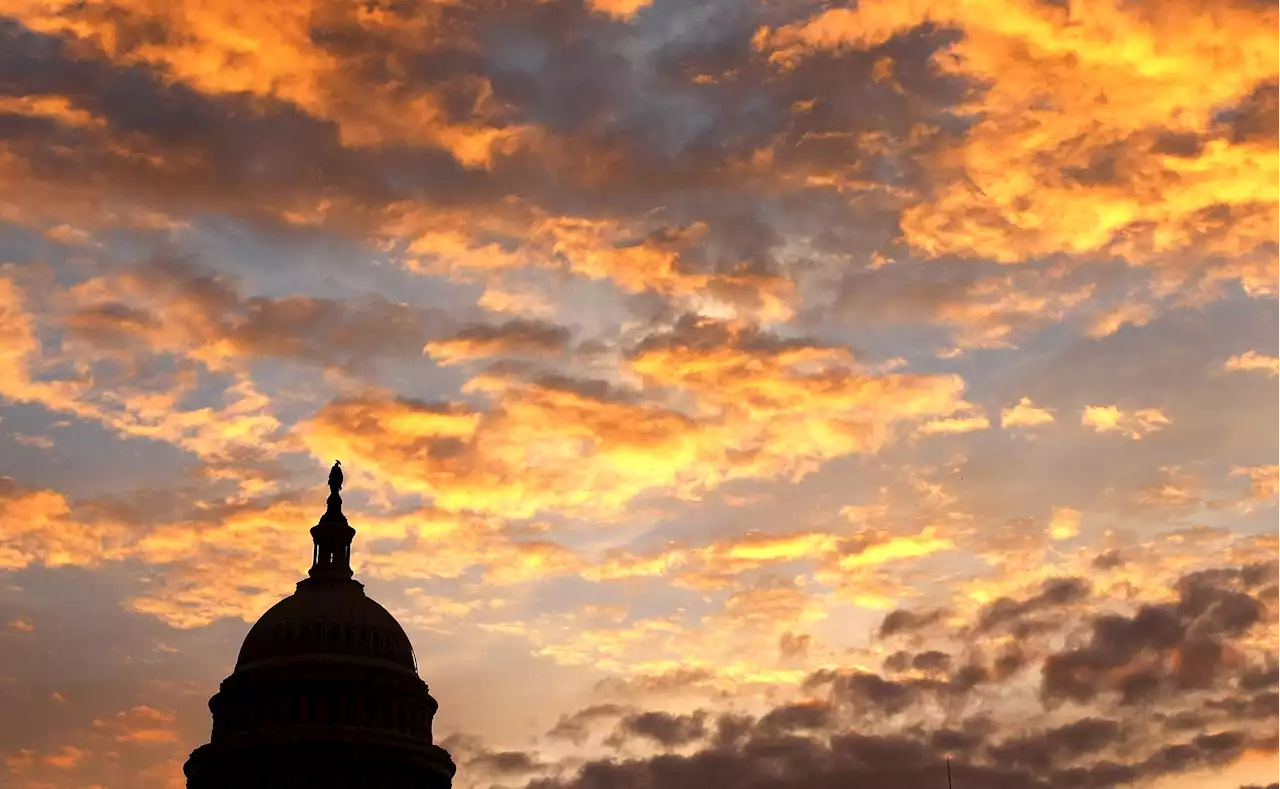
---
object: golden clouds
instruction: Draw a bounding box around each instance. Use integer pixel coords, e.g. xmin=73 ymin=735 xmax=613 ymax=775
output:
xmin=0 ymin=474 xmax=578 ymax=629
xmin=914 ymin=409 xmax=990 ymax=436
xmin=110 ymin=706 xmax=178 ymax=745
xmin=1233 ymin=465 xmax=1279 ymax=503
xmin=1000 ymin=397 xmax=1054 ymax=429
xmin=586 ymin=0 xmax=654 ymax=22
xmin=424 ymin=319 xmax=572 ymax=365
xmin=0 ymin=478 xmax=128 ymax=570
xmin=5 ymin=744 xmax=88 ymax=772
xmin=834 ymin=530 xmax=952 ymax=570
xmin=1081 ymin=404 xmax=1171 ymax=439
xmin=1048 ymin=507 xmax=1081 ymax=541
xmin=0 ymin=95 xmax=104 ymax=130
xmin=0 ymin=271 xmax=284 ymax=472
xmin=0 ymin=276 xmax=82 ymax=414
xmin=1 ymin=704 xmax=181 ymax=789
xmin=1224 ymin=350 xmax=1280 ymax=377
xmin=394 ymin=210 xmax=798 ymax=324
xmin=306 ymin=322 xmax=968 ymax=519
xmin=581 ymin=525 xmax=955 ymax=608
xmin=759 ymin=0 xmax=1279 ymax=294
xmin=128 ymin=500 xmax=580 ymax=627
xmin=10 ymin=0 xmax=523 ymax=168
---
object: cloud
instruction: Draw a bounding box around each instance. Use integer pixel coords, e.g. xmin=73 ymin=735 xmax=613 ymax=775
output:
xmin=829 ymin=266 xmax=1097 ymax=351
xmin=972 ymin=576 xmax=1091 ymax=636
xmin=424 ymin=319 xmax=574 ymax=365
xmin=1233 ymin=466 xmax=1280 ymax=504
xmin=586 ymin=0 xmax=654 ymax=22
xmin=758 ymin=0 xmax=1279 ymax=299
xmin=1225 ymin=351 xmax=1280 ymax=377
xmin=914 ymin=409 xmax=990 ymax=436
xmin=613 ymin=711 xmax=709 ymax=748
xmin=1041 ymin=562 xmax=1275 ymax=705
xmin=59 ymin=258 xmax=447 ymax=375
xmin=0 ymin=4 xmax=1274 ymax=789
xmin=1081 ymin=405 xmax=1172 ymax=440
xmin=302 ymin=319 xmax=969 ymax=519
xmin=0 ymin=477 xmax=129 ymax=571
xmin=1000 ymin=397 xmax=1055 ymax=429
xmin=522 ymin=559 xmax=1275 ymax=789
xmin=0 ymin=470 xmax=587 ymax=628
xmin=1047 ymin=508 xmax=1081 ymax=541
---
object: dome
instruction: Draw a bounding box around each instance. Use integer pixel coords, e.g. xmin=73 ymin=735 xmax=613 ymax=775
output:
xmin=184 ymin=462 xmax=456 ymax=789
xmin=235 ymin=578 xmax=417 ymax=671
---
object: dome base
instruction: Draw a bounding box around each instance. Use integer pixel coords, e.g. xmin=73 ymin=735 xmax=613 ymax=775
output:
xmin=185 ymin=737 xmax=455 ymax=789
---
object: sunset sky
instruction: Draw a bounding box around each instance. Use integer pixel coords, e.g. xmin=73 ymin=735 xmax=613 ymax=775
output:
xmin=0 ymin=1 xmax=1277 ymax=788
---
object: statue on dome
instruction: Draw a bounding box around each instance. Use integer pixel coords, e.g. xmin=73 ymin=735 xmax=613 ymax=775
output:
xmin=328 ymin=460 xmax=344 ymax=496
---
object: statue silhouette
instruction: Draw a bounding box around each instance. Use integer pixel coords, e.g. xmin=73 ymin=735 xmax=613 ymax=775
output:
xmin=328 ymin=460 xmax=343 ymax=496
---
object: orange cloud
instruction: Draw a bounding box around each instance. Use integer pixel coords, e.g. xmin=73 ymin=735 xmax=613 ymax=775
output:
xmin=1233 ymin=465 xmax=1280 ymax=503
xmin=303 ymin=323 xmax=969 ymax=520
xmin=477 ymin=286 xmax=558 ymax=319
xmin=586 ymin=0 xmax=654 ymax=21
xmin=392 ymin=209 xmax=799 ymax=323
xmin=758 ymin=0 xmax=1279 ymax=296
xmin=0 ymin=273 xmax=284 ymax=475
xmin=1224 ymin=350 xmax=1280 ymax=377
xmin=10 ymin=0 xmax=526 ymax=168
xmin=1081 ymin=405 xmax=1172 ymax=439
xmin=424 ymin=320 xmax=572 ymax=366
xmin=834 ymin=530 xmax=953 ymax=570
xmin=0 ymin=478 xmax=130 ymax=571
xmin=0 ymin=468 xmax=587 ymax=628
xmin=3 ymin=744 xmax=89 ymax=772
xmin=1048 ymin=507 xmax=1081 ymax=541
xmin=1000 ymin=397 xmax=1055 ymax=429
xmin=914 ymin=409 xmax=990 ymax=436
xmin=1086 ymin=301 xmax=1157 ymax=338
xmin=935 ymin=273 xmax=1094 ymax=350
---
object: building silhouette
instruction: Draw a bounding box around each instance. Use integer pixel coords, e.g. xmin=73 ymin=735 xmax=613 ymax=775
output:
xmin=184 ymin=462 xmax=456 ymax=788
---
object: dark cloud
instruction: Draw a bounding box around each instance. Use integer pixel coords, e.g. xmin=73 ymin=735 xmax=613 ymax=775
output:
xmin=778 ymin=630 xmax=810 ymax=659
xmin=1093 ymin=550 xmax=1126 ymax=570
xmin=547 ymin=703 xmax=632 ymax=745
xmin=613 ymin=711 xmax=709 ymax=748
xmin=0 ymin=0 xmax=968 ymax=321
xmin=428 ymin=318 xmax=576 ymax=362
xmin=527 ymin=705 xmax=1256 ymax=789
xmin=468 ymin=749 xmax=546 ymax=775
xmin=878 ymin=607 xmax=946 ymax=638
xmin=0 ymin=20 xmax=422 ymax=229
xmin=987 ymin=717 xmax=1121 ymax=771
xmin=756 ymin=703 xmax=832 ymax=734
xmin=883 ymin=649 xmax=952 ymax=674
xmin=62 ymin=256 xmax=450 ymax=374
xmin=974 ymin=576 xmax=1091 ymax=635
xmin=1041 ymin=562 xmax=1274 ymax=706
xmin=809 ymin=665 xmax=990 ymax=718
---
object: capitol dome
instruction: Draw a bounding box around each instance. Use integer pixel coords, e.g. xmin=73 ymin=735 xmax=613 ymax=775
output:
xmin=235 ymin=580 xmax=418 ymax=671
xmin=184 ymin=463 xmax=456 ymax=789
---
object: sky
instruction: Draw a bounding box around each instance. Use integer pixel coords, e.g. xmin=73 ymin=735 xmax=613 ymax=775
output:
xmin=0 ymin=0 xmax=1276 ymax=788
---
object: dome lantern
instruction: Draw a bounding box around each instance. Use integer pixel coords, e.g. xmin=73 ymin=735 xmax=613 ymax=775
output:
xmin=308 ymin=461 xmax=356 ymax=582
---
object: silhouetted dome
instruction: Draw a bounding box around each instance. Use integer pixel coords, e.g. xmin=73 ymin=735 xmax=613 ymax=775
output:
xmin=235 ymin=579 xmax=417 ymax=671
xmin=184 ymin=462 xmax=455 ymax=789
